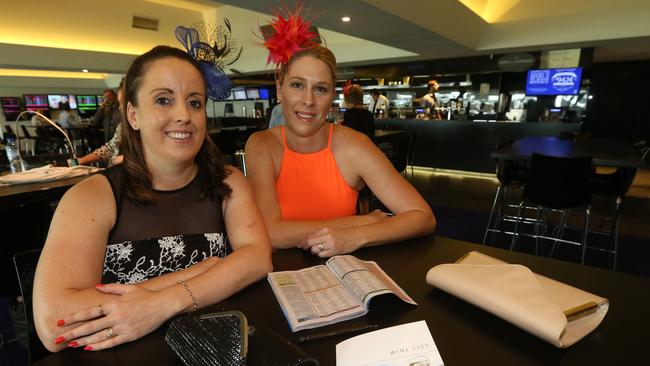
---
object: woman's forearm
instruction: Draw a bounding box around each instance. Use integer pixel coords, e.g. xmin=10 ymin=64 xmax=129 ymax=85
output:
xmin=268 ymin=213 xmax=382 ymax=249
xmin=137 ymin=256 xmax=221 ymax=292
xmin=353 ymin=208 xmax=436 ymax=248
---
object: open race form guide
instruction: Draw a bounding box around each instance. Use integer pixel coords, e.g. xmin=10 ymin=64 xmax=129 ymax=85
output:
xmin=268 ymin=255 xmax=417 ymax=331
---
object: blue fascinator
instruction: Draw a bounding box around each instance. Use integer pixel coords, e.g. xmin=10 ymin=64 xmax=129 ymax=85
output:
xmin=175 ymin=19 xmax=242 ymax=101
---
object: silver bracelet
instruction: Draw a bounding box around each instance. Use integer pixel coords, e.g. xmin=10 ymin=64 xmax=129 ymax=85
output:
xmin=177 ymin=279 xmax=198 ymax=312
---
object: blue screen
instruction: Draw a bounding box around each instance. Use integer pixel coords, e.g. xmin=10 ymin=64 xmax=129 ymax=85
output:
xmin=258 ymin=88 xmax=269 ymax=100
xmin=525 ymin=67 xmax=582 ymax=96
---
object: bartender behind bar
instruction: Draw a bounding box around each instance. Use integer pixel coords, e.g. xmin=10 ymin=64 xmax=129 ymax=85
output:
xmin=421 ymin=80 xmax=442 ymax=119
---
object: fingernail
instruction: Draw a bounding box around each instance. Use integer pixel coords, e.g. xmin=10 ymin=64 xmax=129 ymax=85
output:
xmin=68 ymin=341 xmax=78 ymax=347
xmin=84 ymin=345 xmax=93 ymax=351
xmin=56 ymin=319 xmax=65 ymax=326
xmin=95 ymin=284 xmax=104 ymax=288
xmin=54 ymin=336 xmax=65 ymax=344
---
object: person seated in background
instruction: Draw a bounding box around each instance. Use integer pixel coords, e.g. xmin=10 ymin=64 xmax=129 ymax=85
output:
xmin=57 ymin=102 xmax=81 ymax=128
xmin=33 ymin=45 xmax=272 ymax=352
xmin=77 ymin=79 xmax=125 ymax=166
xmin=368 ymin=89 xmax=389 ymax=118
xmin=245 ymin=9 xmax=435 ymax=258
xmin=343 ymin=84 xmax=374 ymax=139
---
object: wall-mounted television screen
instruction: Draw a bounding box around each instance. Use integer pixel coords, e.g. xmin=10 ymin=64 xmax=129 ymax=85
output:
xmin=23 ymin=94 xmax=50 ymax=116
xmin=1 ymin=97 xmax=21 ymax=121
xmin=76 ymin=95 xmax=98 ymax=117
xmin=258 ymin=88 xmax=270 ymax=100
xmin=233 ymin=88 xmax=247 ymax=100
xmin=96 ymin=95 xmax=105 ymax=105
xmin=48 ymin=94 xmax=78 ymax=109
xmin=525 ymin=67 xmax=582 ymax=96
xmin=246 ymin=88 xmax=260 ymax=100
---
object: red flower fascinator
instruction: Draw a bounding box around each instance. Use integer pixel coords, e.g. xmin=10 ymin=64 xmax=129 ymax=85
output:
xmin=342 ymin=80 xmax=353 ymax=97
xmin=262 ymin=2 xmax=319 ymax=67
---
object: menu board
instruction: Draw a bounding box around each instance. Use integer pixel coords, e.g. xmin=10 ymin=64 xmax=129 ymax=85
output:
xmin=526 ymin=68 xmax=582 ymax=96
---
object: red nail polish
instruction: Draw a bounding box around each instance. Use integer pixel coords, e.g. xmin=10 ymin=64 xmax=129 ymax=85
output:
xmin=84 ymin=345 xmax=93 ymax=351
xmin=56 ymin=319 xmax=65 ymax=326
xmin=54 ymin=336 xmax=65 ymax=344
xmin=68 ymin=341 xmax=78 ymax=347
xmin=95 ymin=284 xmax=104 ymax=288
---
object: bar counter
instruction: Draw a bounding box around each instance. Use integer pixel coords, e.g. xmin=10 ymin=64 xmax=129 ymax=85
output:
xmin=374 ymin=119 xmax=581 ymax=173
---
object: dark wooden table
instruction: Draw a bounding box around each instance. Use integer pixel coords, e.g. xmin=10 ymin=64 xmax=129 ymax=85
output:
xmin=491 ymin=136 xmax=646 ymax=168
xmin=34 ymin=235 xmax=650 ymax=366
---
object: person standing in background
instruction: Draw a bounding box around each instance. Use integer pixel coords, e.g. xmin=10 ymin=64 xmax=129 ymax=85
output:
xmin=343 ymin=84 xmax=374 ymax=139
xmin=422 ymin=80 xmax=441 ymax=119
xmin=94 ymin=89 xmax=120 ymax=142
xmin=368 ymin=89 xmax=389 ymax=118
xmin=78 ymin=79 xmax=125 ymax=166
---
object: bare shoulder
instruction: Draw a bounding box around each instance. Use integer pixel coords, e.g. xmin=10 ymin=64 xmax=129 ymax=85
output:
xmin=245 ymin=128 xmax=282 ymax=154
xmin=332 ymin=124 xmax=377 ymax=155
xmin=63 ymin=173 xmax=113 ymax=205
xmin=53 ymin=173 xmax=116 ymax=229
xmin=223 ymin=165 xmax=246 ymax=187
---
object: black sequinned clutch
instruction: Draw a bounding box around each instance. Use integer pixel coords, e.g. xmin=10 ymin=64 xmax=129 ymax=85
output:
xmin=166 ymin=311 xmax=247 ymax=366
xmin=165 ymin=310 xmax=319 ymax=366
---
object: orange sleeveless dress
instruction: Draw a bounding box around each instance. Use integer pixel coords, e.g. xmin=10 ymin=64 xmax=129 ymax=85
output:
xmin=276 ymin=124 xmax=358 ymax=220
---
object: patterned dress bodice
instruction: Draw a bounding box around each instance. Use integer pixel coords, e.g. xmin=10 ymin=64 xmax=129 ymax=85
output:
xmin=100 ymin=165 xmax=229 ymax=284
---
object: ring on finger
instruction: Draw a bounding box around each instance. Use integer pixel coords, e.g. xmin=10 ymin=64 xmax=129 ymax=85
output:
xmin=318 ymin=244 xmax=325 ymax=252
xmin=97 ymin=304 xmax=105 ymax=317
xmin=105 ymin=327 xmax=116 ymax=339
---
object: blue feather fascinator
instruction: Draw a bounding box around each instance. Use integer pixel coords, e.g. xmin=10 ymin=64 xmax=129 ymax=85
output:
xmin=175 ymin=19 xmax=242 ymax=101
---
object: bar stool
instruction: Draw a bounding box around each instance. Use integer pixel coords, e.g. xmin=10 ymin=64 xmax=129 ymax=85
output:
xmin=510 ymin=153 xmax=593 ymax=264
xmin=483 ymin=144 xmax=529 ymax=246
xmin=588 ymin=167 xmax=635 ymax=270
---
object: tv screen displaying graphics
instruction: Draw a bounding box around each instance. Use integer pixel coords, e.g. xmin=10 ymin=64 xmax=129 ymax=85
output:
xmin=245 ymin=88 xmax=260 ymax=100
xmin=76 ymin=95 xmax=98 ymax=117
xmin=23 ymin=94 xmax=50 ymax=116
xmin=233 ymin=88 xmax=247 ymax=100
xmin=258 ymin=88 xmax=269 ymax=100
xmin=96 ymin=95 xmax=105 ymax=105
xmin=526 ymin=67 xmax=582 ymax=96
xmin=1 ymin=97 xmax=21 ymax=120
xmin=48 ymin=94 xmax=78 ymax=109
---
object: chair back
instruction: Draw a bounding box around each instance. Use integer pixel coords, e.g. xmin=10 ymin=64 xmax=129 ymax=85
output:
xmin=13 ymin=249 xmax=49 ymax=363
xmin=20 ymin=126 xmax=34 ymax=139
xmin=523 ymin=153 xmax=592 ymax=209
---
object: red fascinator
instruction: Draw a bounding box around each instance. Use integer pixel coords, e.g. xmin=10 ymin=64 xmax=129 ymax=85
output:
xmin=342 ymin=80 xmax=353 ymax=97
xmin=262 ymin=2 xmax=319 ymax=67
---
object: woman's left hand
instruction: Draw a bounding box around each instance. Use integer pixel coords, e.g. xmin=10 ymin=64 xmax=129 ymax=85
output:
xmin=301 ymin=227 xmax=360 ymax=257
xmin=54 ymin=284 xmax=176 ymax=351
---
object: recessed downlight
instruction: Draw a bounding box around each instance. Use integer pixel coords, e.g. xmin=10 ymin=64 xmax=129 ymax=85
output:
xmin=341 ymin=16 xmax=351 ymax=22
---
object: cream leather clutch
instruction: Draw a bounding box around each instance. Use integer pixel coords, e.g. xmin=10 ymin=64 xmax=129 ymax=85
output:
xmin=426 ymin=251 xmax=608 ymax=348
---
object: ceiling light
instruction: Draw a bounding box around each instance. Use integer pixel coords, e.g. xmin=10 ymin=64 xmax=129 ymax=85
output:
xmin=341 ymin=16 xmax=351 ymax=22
xmin=0 ymin=68 xmax=106 ymax=79
xmin=82 ymin=69 xmax=89 ymax=73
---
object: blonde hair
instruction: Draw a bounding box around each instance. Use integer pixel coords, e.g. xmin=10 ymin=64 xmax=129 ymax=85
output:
xmin=277 ymin=45 xmax=337 ymax=85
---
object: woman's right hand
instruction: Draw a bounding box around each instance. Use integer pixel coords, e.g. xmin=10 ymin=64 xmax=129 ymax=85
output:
xmin=53 ymin=283 xmax=183 ymax=351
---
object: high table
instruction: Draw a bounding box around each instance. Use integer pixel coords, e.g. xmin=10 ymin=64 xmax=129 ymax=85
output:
xmin=34 ymin=235 xmax=650 ymax=366
xmin=491 ymin=136 xmax=646 ymax=168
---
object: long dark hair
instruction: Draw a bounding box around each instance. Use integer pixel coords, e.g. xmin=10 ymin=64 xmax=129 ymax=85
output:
xmin=121 ymin=45 xmax=231 ymax=204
